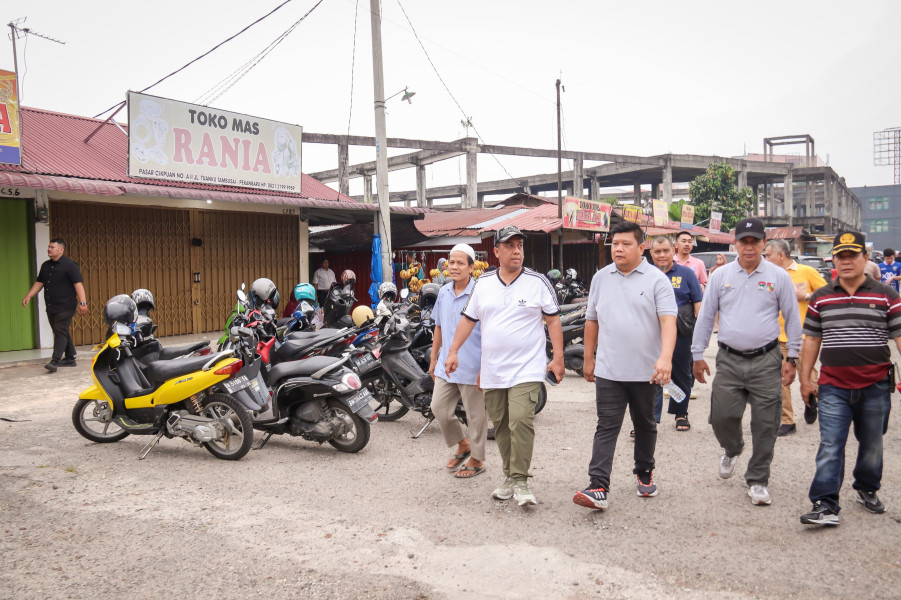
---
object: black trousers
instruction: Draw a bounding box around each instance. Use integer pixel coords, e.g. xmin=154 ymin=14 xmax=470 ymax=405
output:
xmin=47 ymin=310 xmax=76 ymax=361
xmin=316 ymin=290 xmax=328 ymax=307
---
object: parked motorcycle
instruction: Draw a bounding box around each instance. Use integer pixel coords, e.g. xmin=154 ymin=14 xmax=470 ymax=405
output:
xmin=72 ymin=295 xmax=254 ymax=460
xmin=128 ymin=288 xmax=212 ymax=363
xmin=321 ymin=270 xmax=358 ymax=329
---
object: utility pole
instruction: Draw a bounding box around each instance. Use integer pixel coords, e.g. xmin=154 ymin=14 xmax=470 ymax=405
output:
xmin=556 ymin=79 xmax=564 ymax=271
xmin=370 ymin=0 xmax=393 ymax=283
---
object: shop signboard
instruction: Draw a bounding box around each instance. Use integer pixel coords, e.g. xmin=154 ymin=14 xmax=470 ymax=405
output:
xmin=563 ymin=197 xmax=612 ymax=232
xmin=680 ymin=204 xmax=695 ymax=230
xmin=622 ymin=204 xmax=642 ymax=223
xmin=652 ymin=199 xmax=668 ymax=227
xmin=0 ymin=70 xmax=21 ymax=166
xmin=127 ymin=91 xmax=302 ymax=193
xmin=710 ymin=210 xmax=723 ymax=232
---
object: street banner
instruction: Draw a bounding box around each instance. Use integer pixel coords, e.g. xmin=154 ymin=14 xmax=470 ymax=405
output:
xmin=563 ymin=197 xmax=611 ymax=232
xmin=681 ymin=204 xmax=695 ymax=230
xmin=652 ymin=199 xmax=668 ymax=227
xmin=710 ymin=210 xmax=723 ymax=232
xmin=623 ymin=204 xmax=642 ymax=224
xmin=127 ymin=91 xmax=302 ymax=193
xmin=0 ymin=70 xmax=21 ymax=166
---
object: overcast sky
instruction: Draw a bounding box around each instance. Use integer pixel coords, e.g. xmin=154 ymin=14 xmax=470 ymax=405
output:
xmin=4 ymin=0 xmax=899 ymax=197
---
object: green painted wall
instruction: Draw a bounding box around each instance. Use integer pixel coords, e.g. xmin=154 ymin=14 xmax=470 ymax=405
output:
xmin=0 ymin=199 xmax=36 ymax=351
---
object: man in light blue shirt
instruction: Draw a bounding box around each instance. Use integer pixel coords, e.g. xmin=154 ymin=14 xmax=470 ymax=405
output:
xmin=429 ymin=244 xmax=486 ymax=478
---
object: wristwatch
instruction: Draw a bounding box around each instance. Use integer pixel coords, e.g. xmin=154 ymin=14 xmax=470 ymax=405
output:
xmin=79 ymin=302 xmax=87 ymax=306
xmin=785 ymin=357 xmax=798 ymax=367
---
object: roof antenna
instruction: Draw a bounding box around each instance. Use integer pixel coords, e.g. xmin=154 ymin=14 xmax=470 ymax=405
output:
xmin=8 ymin=18 xmax=66 ymax=101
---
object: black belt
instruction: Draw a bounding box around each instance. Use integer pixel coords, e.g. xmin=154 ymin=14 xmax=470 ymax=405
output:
xmin=718 ymin=339 xmax=779 ymax=358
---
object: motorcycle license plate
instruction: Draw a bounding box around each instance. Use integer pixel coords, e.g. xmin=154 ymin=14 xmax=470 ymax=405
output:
xmin=353 ymin=352 xmax=375 ymax=369
xmin=344 ymin=388 xmax=373 ymax=412
xmin=223 ymin=375 xmax=251 ymax=394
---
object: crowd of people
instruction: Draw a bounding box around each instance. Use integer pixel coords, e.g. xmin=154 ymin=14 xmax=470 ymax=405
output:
xmin=22 ymin=221 xmax=899 ymax=528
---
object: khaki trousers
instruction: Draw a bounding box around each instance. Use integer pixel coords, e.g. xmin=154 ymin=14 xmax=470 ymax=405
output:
xmin=779 ymin=341 xmax=818 ymax=425
xmin=432 ymin=376 xmax=487 ymax=462
xmin=483 ymin=382 xmax=542 ymax=481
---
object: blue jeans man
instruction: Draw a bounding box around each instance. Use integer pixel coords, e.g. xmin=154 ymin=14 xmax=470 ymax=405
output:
xmin=808 ymin=377 xmax=892 ymax=514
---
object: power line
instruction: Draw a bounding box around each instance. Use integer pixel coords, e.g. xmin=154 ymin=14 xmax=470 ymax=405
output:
xmin=92 ymin=0 xmax=298 ymax=118
xmin=394 ymin=0 xmax=519 ymax=186
xmin=194 ymin=0 xmax=326 ymax=106
xmin=346 ymin=0 xmax=360 ymax=136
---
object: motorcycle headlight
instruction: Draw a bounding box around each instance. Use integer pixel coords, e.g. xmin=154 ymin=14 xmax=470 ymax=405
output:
xmin=332 ymin=372 xmax=362 ymax=393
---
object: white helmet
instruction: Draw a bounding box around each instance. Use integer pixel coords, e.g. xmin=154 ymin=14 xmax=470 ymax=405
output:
xmin=378 ymin=281 xmax=398 ymax=301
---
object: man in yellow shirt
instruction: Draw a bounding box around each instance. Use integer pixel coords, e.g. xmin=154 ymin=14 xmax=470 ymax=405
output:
xmin=764 ymin=240 xmax=827 ymax=435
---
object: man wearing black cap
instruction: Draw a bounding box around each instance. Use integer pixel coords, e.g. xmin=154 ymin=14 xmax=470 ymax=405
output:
xmin=799 ymin=231 xmax=901 ymax=526
xmin=692 ymin=217 xmax=802 ymax=506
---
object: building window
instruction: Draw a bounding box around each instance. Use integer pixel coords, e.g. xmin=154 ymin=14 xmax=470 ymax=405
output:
xmin=869 ymin=197 xmax=890 ymax=210
xmin=868 ymin=219 xmax=890 ymax=233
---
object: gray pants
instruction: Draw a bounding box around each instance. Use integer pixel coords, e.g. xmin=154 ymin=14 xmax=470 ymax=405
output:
xmin=432 ymin=376 xmax=487 ymax=462
xmin=710 ymin=346 xmax=783 ymax=487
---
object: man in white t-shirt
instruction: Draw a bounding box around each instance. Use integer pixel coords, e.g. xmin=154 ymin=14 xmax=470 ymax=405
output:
xmin=446 ymin=225 xmax=564 ymax=507
xmin=312 ymin=258 xmax=337 ymax=306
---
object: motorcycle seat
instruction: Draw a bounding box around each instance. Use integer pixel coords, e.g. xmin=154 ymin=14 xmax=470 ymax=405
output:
xmin=144 ymin=354 xmax=219 ymax=384
xmin=158 ymin=341 xmax=209 ymax=360
xmin=287 ymin=328 xmax=342 ymax=341
xmin=267 ymin=356 xmax=344 ymax=382
xmin=558 ymin=303 xmax=585 ymax=314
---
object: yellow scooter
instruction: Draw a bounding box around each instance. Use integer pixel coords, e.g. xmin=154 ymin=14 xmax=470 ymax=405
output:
xmin=73 ymin=319 xmax=254 ymax=461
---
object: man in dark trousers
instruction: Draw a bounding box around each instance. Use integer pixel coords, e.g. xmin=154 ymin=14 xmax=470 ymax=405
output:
xmin=22 ymin=238 xmax=88 ymax=372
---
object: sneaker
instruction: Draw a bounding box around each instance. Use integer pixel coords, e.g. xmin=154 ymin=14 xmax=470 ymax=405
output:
xmin=44 ymin=360 xmax=59 ymax=373
xmin=636 ymin=470 xmax=658 ymax=497
xmin=777 ymin=423 xmax=797 ymax=436
xmin=748 ymin=485 xmax=772 ymax=505
xmin=856 ymin=490 xmax=886 ymax=514
xmin=58 ymin=357 xmax=77 ymax=367
xmin=491 ymin=477 xmax=515 ymax=500
xmin=801 ymin=501 xmax=840 ymax=526
xmin=512 ymin=480 xmax=538 ymax=506
xmin=573 ymin=485 xmax=608 ymax=510
xmin=719 ymin=453 xmax=738 ymax=479
xmin=804 ymin=396 xmax=818 ymax=424
xmin=690 ymin=392 xmax=698 ymax=399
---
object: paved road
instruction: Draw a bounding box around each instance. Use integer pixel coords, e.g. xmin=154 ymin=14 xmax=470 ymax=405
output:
xmin=1 ymin=350 xmax=899 ymax=599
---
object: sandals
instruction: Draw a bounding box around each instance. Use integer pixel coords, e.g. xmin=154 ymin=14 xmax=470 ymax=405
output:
xmin=454 ymin=464 xmax=486 ymax=479
xmin=675 ymin=417 xmax=691 ymax=432
xmin=446 ymin=451 xmax=471 ymax=471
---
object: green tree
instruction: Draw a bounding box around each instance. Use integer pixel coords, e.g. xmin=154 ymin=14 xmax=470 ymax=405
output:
xmin=668 ymin=199 xmax=686 ymax=222
xmin=687 ymin=162 xmax=756 ymax=231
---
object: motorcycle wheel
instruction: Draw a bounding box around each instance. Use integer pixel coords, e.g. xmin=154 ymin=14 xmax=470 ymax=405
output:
xmin=72 ymin=399 xmax=130 ymax=443
xmin=367 ymin=378 xmax=409 ymax=421
xmin=485 ymin=383 xmax=546 ymax=440
xmin=199 ymin=393 xmax=254 ymax=461
xmin=326 ymin=399 xmax=371 ymax=453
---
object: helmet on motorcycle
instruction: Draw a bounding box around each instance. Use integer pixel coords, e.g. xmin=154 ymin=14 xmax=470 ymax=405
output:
xmin=130 ymin=288 xmax=155 ymax=314
xmin=103 ymin=294 xmax=138 ymax=327
xmin=249 ymin=278 xmax=280 ymax=310
xmin=418 ymin=283 xmax=440 ymax=310
xmin=352 ymin=305 xmax=374 ymax=327
xmin=293 ymin=282 xmax=316 ymax=303
xmin=565 ymin=268 xmax=578 ymax=280
xmin=378 ymin=281 xmax=398 ymax=301
xmin=341 ymin=269 xmax=356 ymax=287
xmin=546 ymin=269 xmax=561 ymax=282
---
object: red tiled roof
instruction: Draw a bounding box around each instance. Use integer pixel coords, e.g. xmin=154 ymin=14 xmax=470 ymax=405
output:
xmin=415 ymin=206 xmax=523 ymax=236
xmin=3 ymin=107 xmax=352 ymax=203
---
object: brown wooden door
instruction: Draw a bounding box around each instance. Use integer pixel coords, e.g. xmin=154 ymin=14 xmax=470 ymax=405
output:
xmin=50 ymin=201 xmax=193 ymax=346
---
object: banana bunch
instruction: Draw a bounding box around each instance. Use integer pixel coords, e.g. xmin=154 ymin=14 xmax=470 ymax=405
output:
xmin=472 ymin=260 xmax=490 ymax=279
xmin=399 ymin=262 xmax=422 ymax=281
xmin=408 ymin=276 xmax=430 ymax=293
xmin=429 ymin=268 xmax=440 ymax=278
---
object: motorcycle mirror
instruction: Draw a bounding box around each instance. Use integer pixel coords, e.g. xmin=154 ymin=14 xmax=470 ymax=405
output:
xmin=237 ymin=290 xmax=247 ymax=303
xmin=241 ymin=282 xmax=246 ymax=291
xmin=400 ymin=288 xmax=410 ymax=299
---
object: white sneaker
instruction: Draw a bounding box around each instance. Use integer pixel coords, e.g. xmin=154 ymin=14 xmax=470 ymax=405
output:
xmin=690 ymin=392 xmax=698 ymax=399
xmin=512 ymin=480 xmax=538 ymax=506
xmin=748 ymin=485 xmax=772 ymax=505
xmin=491 ymin=477 xmax=515 ymax=500
xmin=719 ymin=453 xmax=738 ymax=479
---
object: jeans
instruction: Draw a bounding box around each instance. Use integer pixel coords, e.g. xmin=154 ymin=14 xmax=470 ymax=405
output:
xmin=587 ymin=377 xmax=656 ymax=491
xmin=47 ymin=310 xmax=76 ymax=361
xmin=654 ymin=334 xmax=693 ymax=422
xmin=808 ymin=377 xmax=892 ymax=512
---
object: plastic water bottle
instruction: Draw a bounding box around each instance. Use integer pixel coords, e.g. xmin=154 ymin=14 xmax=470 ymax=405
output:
xmin=662 ymin=381 xmax=686 ymax=403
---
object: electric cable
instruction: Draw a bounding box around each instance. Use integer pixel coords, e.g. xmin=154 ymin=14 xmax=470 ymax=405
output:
xmin=346 ymin=0 xmax=360 ymax=137
xmin=93 ymin=0 xmax=298 ymax=118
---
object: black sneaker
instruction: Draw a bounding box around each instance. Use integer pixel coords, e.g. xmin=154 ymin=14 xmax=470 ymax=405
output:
xmin=573 ymin=485 xmax=608 ymax=510
xmin=58 ymin=357 xmax=77 ymax=367
xmin=804 ymin=395 xmax=818 ymax=424
xmin=800 ymin=501 xmax=840 ymax=526
xmin=636 ymin=470 xmax=658 ymax=497
xmin=44 ymin=360 xmax=59 ymax=373
xmin=856 ymin=490 xmax=886 ymax=514
xmin=777 ymin=423 xmax=797 ymax=436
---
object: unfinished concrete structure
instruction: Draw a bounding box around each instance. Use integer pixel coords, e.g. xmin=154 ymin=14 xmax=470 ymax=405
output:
xmin=304 ymin=133 xmax=861 ymax=234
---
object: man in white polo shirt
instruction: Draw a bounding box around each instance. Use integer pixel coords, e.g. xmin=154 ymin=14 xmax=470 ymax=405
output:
xmin=446 ymin=225 xmax=564 ymax=506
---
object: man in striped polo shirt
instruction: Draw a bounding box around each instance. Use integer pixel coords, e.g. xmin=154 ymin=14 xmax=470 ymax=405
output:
xmin=799 ymin=231 xmax=901 ymax=526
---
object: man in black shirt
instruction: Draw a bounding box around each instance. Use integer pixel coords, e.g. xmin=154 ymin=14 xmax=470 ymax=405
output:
xmin=22 ymin=238 xmax=88 ymax=372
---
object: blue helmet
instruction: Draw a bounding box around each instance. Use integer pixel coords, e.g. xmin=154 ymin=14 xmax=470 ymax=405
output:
xmin=294 ymin=282 xmax=316 ymax=302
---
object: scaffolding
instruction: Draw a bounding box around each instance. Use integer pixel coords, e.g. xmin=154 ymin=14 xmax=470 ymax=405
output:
xmin=874 ymin=127 xmax=901 ymax=184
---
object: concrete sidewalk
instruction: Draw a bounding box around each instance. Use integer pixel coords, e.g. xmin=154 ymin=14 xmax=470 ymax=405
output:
xmin=0 ymin=332 xmax=217 ymax=370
